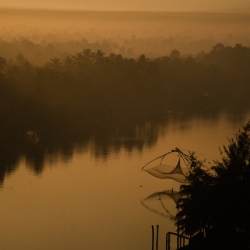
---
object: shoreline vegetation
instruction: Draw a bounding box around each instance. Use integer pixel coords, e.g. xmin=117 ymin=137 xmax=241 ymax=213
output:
xmin=176 ymin=122 xmax=250 ymax=250
xmin=0 ymin=42 xmax=250 ymax=183
xmin=1 ymin=43 xmax=250 ymax=130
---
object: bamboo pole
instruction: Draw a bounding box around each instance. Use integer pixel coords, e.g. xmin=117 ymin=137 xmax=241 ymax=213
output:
xmin=152 ymin=225 xmax=154 ymax=250
xmin=156 ymin=225 xmax=159 ymax=250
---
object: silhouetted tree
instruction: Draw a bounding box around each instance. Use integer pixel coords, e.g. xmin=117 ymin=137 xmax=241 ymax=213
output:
xmin=47 ymin=57 xmax=62 ymax=71
xmin=0 ymin=56 xmax=6 ymax=73
xmin=176 ymin=121 xmax=250 ymax=249
xmin=212 ymin=122 xmax=250 ymax=234
xmin=176 ymin=153 xmax=215 ymax=236
xmin=136 ymin=54 xmax=149 ymax=63
xmin=170 ymin=49 xmax=181 ymax=59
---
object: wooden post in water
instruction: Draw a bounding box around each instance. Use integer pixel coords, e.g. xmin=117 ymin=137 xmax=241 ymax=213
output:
xmin=152 ymin=225 xmax=154 ymax=250
xmin=166 ymin=232 xmax=170 ymax=250
xmin=177 ymin=220 xmax=179 ymax=250
xmin=156 ymin=225 xmax=159 ymax=250
xmin=177 ymin=197 xmax=180 ymax=250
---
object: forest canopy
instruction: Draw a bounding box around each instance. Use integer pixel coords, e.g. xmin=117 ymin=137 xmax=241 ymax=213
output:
xmin=1 ymin=43 xmax=250 ymax=131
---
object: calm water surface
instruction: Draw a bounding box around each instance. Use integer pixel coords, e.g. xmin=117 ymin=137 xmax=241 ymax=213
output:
xmin=0 ymin=113 xmax=249 ymax=250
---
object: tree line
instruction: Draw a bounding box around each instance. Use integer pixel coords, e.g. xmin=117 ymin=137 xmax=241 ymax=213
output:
xmin=0 ymin=43 xmax=250 ymax=131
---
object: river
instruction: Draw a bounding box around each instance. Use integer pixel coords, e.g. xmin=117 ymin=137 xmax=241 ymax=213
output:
xmin=0 ymin=112 xmax=249 ymax=250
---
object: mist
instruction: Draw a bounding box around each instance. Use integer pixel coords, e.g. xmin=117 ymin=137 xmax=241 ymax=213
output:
xmin=1 ymin=8 xmax=250 ymax=64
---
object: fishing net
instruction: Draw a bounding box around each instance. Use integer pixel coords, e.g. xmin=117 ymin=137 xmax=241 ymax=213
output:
xmin=142 ymin=148 xmax=191 ymax=183
xmin=143 ymin=159 xmax=189 ymax=183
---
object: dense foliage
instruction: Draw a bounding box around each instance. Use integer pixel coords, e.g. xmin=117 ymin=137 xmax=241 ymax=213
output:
xmin=176 ymin=121 xmax=250 ymax=249
xmin=1 ymin=43 xmax=250 ymax=131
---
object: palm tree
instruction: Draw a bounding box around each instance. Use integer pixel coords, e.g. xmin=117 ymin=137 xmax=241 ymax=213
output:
xmin=93 ymin=49 xmax=105 ymax=64
xmin=82 ymin=49 xmax=93 ymax=59
xmin=50 ymin=58 xmax=62 ymax=71
xmin=136 ymin=54 xmax=149 ymax=64
xmin=22 ymin=61 xmax=33 ymax=71
xmin=63 ymin=55 xmax=75 ymax=72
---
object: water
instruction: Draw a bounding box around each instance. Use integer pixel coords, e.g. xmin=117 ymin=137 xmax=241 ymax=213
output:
xmin=0 ymin=112 xmax=249 ymax=250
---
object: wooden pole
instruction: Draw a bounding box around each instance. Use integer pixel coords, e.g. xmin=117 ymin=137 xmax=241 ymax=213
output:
xmin=166 ymin=233 xmax=167 ymax=250
xmin=177 ymin=197 xmax=180 ymax=250
xmin=156 ymin=225 xmax=159 ymax=250
xmin=152 ymin=225 xmax=154 ymax=250
xmin=166 ymin=232 xmax=170 ymax=250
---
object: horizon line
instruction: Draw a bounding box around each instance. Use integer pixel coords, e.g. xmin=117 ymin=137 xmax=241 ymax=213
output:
xmin=1 ymin=6 xmax=250 ymax=14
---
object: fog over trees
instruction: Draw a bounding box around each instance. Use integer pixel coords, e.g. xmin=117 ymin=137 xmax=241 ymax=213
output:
xmin=1 ymin=10 xmax=250 ymax=64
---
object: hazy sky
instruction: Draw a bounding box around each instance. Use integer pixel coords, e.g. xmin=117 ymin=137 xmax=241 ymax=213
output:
xmin=2 ymin=0 xmax=250 ymax=12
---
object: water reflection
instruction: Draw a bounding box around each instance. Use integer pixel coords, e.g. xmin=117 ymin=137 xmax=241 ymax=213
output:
xmin=0 ymin=110 xmax=249 ymax=185
xmin=141 ymin=190 xmax=182 ymax=220
xmin=0 ymin=110 xmax=249 ymax=250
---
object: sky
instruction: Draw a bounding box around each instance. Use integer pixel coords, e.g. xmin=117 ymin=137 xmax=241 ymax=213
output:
xmin=1 ymin=0 xmax=250 ymax=12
